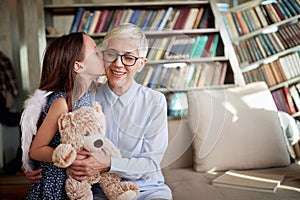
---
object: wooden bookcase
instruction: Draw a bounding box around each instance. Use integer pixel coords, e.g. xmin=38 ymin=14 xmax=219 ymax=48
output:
xmin=42 ymin=0 xmax=244 ymax=117
xmin=211 ymin=0 xmax=300 ymax=118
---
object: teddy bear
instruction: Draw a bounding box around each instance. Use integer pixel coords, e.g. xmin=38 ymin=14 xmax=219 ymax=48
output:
xmin=52 ymin=102 xmax=139 ymax=200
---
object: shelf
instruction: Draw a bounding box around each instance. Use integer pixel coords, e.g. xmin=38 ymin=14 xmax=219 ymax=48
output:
xmin=44 ymin=1 xmax=209 ymax=10
xmin=240 ymin=46 xmax=300 ymax=72
xmin=232 ymin=15 xmax=300 ymax=43
xmin=46 ymin=28 xmax=220 ymax=39
xmin=269 ymin=76 xmax=300 ymax=91
xmin=156 ymin=84 xmax=236 ymax=93
xmin=146 ymin=56 xmax=228 ymax=65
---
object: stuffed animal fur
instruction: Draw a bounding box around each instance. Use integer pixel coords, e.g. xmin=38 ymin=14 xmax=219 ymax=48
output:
xmin=52 ymin=102 xmax=139 ymax=200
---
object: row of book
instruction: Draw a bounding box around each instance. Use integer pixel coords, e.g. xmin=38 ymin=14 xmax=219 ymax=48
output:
xmin=224 ymin=0 xmax=300 ymax=39
xmin=234 ymin=22 xmax=300 ymax=65
xmin=243 ymin=52 xmax=300 ymax=87
xmin=69 ymin=6 xmax=214 ymax=34
xmin=271 ymin=83 xmax=300 ymax=115
xmin=146 ymin=34 xmax=220 ymax=61
xmin=134 ymin=62 xmax=227 ymax=89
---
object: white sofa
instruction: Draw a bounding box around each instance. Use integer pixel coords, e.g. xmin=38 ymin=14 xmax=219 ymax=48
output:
xmin=162 ymin=82 xmax=300 ymax=200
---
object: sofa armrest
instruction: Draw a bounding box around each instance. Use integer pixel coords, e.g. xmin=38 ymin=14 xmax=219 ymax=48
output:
xmin=162 ymin=119 xmax=194 ymax=170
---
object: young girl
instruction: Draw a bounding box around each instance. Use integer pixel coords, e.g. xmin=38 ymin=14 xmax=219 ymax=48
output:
xmin=21 ymin=32 xmax=105 ymax=199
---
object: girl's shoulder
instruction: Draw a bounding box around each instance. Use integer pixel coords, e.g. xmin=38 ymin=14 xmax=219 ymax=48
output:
xmin=49 ymin=92 xmax=67 ymax=100
xmin=45 ymin=92 xmax=66 ymax=109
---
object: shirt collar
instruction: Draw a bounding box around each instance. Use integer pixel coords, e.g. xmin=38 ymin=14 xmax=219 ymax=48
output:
xmin=104 ymin=81 xmax=139 ymax=107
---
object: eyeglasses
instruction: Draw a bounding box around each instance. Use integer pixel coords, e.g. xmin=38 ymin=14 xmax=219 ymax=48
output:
xmin=102 ymin=50 xmax=143 ymax=66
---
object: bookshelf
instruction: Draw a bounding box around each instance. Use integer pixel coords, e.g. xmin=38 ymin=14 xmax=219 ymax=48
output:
xmin=42 ymin=0 xmax=243 ymax=117
xmin=212 ymin=0 xmax=300 ymax=118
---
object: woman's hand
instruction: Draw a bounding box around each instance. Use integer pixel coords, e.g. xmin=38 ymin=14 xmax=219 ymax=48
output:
xmin=68 ymin=150 xmax=111 ymax=181
xmin=22 ymin=166 xmax=42 ymax=183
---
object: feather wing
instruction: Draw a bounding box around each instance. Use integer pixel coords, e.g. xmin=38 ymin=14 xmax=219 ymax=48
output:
xmin=20 ymin=89 xmax=52 ymax=171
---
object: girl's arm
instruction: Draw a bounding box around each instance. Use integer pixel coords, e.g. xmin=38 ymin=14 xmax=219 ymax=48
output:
xmin=29 ymin=98 xmax=68 ymax=162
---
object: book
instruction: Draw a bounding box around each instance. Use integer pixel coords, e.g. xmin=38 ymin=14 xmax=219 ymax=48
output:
xmin=154 ymin=37 xmax=170 ymax=60
xmin=235 ymin=11 xmax=249 ymax=35
xmin=183 ymin=8 xmax=199 ymax=30
xmin=201 ymin=34 xmax=214 ymax=57
xmin=231 ymin=12 xmax=243 ymax=36
xmin=94 ymin=10 xmax=110 ymax=33
xmin=223 ymin=12 xmax=239 ymax=39
xmin=77 ymin=10 xmax=90 ymax=32
xmin=289 ymin=85 xmax=300 ymax=111
xmin=142 ymin=67 xmax=154 ymax=87
xmin=88 ymin=10 xmax=101 ymax=34
xmin=264 ymin=3 xmax=280 ymax=23
xmin=111 ymin=9 xmax=123 ymax=28
xmin=166 ymin=9 xmax=180 ymax=30
xmin=151 ymin=9 xmax=166 ymax=30
xmin=218 ymin=62 xmax=228 ymax=84
xmin=69 ymin=8 xmax=85 ymax=33
xmin=282 ymin=86 xmax=297 ymax=114
xmin=141 ymin=10 xmax=154 ymax=30
xmin=137 ymin=10 xmax=147 ymax=27
xmin=173 ymin=8 xmax=191 ymax=30
xmin=209 ymin=34 xmax=220 ymax=57
xmin=254 ymin=5 xmax=268 ymax=27
xmin=271 ymin=3 xmax=285 ymax=20
xmin=212 ymin=170 xmax=284 ymax=193
xmin=158 ymin=7 xmax=173 ymax=30
xmin=259 ymin=5 xmax=273 ymax=25
xmin=103 ymin=10 xmax=116 ymax=32
xmin=192 ymin=7 xmax=204 ymax=29
xmin=148 ymin=64 xmax=162 ymax=88
xmin=81 ymin=11 xmax=93 ymax=33
xmin=198 ymin=6 xmax=213 ymax=28
xmin=288 ymin=0 xmax=300 ymax=14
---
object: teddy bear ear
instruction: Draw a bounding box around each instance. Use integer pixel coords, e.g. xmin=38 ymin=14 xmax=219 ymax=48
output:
xmin=93 ymin=102 xmax=102 ymax=113
xmin=58 ymin=112 xmax=74 ymax=130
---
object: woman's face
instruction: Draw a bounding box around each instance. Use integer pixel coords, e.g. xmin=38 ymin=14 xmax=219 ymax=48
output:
xmin=104 ymin=38 xmax=146 ymax=94
xmin=80 ymin=34 xmax=105 ymax=80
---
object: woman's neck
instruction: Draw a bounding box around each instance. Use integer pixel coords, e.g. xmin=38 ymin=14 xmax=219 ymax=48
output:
xmin=108 ymin=82 xmax=131 ymax=96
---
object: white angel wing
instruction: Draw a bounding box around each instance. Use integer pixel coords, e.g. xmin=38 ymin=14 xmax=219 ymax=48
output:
xmin=20 ymin=89 xmax=52 ymax=172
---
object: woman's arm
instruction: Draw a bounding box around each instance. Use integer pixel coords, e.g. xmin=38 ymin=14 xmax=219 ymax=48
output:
xmin=68 ymin=150 xmax=110 ymax=181
xmin=29 ymin=98 xmax=68 ymax=162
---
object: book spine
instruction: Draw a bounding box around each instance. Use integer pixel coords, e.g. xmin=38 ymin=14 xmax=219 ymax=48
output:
xmin=69 ymin=8 xmax=85 ymax=33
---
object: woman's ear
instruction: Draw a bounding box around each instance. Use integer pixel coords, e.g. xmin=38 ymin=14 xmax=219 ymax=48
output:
xmin=137 ymin=57 xmax=147 ymax=72
xmin=74 ymin=61 xmax=82 ymax=73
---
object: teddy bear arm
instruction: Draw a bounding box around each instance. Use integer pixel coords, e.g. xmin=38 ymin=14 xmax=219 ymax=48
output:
xmin=52 ymin=143 xmax=77 ymax=168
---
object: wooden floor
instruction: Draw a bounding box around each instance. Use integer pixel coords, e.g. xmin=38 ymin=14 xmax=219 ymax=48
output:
xmin=0 ymin=172 xmax=29 ymax=200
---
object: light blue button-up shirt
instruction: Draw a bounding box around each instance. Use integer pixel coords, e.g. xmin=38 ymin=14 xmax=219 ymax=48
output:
xmin=94 ymin=81 xmax=172 ymax=199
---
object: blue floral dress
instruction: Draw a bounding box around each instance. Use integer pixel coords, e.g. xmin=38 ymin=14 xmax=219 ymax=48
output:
xmin=26 ymin=92 xmax=92 ymax=200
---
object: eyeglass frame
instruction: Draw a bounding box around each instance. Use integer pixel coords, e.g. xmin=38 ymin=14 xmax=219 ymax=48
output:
xmin=102 ymin=50 xmax=144 ymax=66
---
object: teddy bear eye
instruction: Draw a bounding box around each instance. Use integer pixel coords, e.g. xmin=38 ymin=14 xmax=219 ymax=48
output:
xmin=84 ymin=131 xmax=89 ymax=136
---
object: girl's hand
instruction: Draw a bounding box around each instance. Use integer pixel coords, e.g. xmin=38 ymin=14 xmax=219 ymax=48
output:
xmin=22 ymin=166 xmax=42 ymax=183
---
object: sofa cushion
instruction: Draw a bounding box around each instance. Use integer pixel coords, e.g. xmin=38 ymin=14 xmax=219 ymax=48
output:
xmin=188 ymin=82 xmax=290 ymax=172
xmin=163 ymin=163 xmax=300 ymax=200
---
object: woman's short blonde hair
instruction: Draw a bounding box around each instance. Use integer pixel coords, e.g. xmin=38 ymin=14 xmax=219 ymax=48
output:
xmin=102 ymin=23 xmax=149 ymax=57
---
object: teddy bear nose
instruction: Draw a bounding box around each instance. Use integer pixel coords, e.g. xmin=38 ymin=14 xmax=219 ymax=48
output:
xmin=94 ymin=139 xmax=103 ymax=148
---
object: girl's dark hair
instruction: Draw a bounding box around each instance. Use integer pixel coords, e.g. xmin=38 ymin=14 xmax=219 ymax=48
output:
xmin=39 ymin=32 xmax=86 ymax=110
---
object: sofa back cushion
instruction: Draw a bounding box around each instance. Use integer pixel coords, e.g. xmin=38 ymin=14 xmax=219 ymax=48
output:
xmin=162 ymin=119 xmax=193 ymax=169
xmin=188 ymin=82 xmax=290 ymax=172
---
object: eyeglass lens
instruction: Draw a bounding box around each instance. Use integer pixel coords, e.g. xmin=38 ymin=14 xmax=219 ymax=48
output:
xmin=103 ymin=51 xmax=139 ymax=66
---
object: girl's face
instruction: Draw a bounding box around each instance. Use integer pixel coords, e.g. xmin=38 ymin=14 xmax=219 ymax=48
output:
xmin=104 ymin=38 xmax=146 ymax=95
xmin=80 ymin=35 xmax=105 ymax=80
